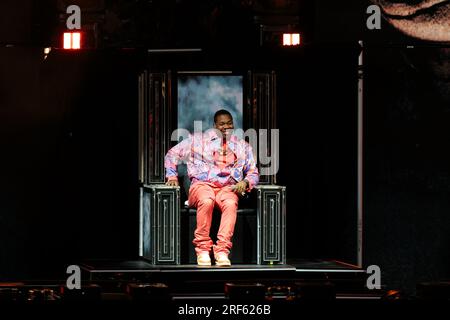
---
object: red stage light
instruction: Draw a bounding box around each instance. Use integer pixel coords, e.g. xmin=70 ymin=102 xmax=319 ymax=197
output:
xmin=72 ymin=32 xmax=81 ymax=49
xmin=282 ymin=33 xmax=300 ymax=46
xmin=63 ymin=32 xmax=82 ymax=50
xmin=63 ymin=32 xmax=71 ymax=49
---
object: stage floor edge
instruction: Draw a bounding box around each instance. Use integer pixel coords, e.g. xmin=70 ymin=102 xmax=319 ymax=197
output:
xmin=78 ymin=258 xmax=378 ymax=299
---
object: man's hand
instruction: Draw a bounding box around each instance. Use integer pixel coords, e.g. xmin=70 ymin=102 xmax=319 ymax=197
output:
xmin=166 ymin=179 xmax=179 ymax=187
xmin=233 ymin=180 xmax=248 ymax=194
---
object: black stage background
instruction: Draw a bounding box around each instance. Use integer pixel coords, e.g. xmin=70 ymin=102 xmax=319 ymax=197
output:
xmin=0 ymin=45 xmax=358 ymax=279
xmin=1 ymin=0 xmax=449 ymax=298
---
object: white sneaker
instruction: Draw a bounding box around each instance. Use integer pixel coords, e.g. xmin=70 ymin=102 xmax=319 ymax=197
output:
xmin=197 ymin=252 xmax=211 ymax=266
xmin=215 ymin=253 xmax=231 ymax=267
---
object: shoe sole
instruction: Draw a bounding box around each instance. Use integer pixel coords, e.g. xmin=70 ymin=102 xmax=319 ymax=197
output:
xmin=197 ymin=261 xmax=211 ymax=266
xmin=215 ymin=262 xmax=231 ymax=267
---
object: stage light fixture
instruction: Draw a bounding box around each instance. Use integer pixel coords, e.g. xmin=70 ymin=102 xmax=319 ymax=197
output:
xmin=282 ymin=33 xmax=300 ymax=46
xmin=63 ymin=32 xmax=82 ymax=50
xmin=60 ymin=284 xmax=101 ymax=301
xmin=224 ymin=283 xmax=266 ymax=301
xmin=72 ymin=32 xmax=81 ymax=49
xmin=126 ymin=283 xmax=170 ymax=301
xmin=295 ymin=281 xmax=336 ymax=300
xmin=417 ymin=281 xmax=450 ymax=300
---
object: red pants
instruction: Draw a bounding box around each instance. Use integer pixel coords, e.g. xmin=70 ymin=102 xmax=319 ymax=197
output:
xmin=188 ymin=182 xmax=239 ymax=256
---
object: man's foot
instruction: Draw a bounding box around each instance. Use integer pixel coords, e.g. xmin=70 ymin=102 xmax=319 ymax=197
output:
xmin=215 ymin=253 xmax=231 ymax=267
xmin=197 ymin=252 xmax=211 ymax=266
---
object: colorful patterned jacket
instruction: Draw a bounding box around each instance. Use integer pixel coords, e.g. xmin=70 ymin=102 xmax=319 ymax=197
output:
xmin=165 ymin=129 xmax=259 ymax=189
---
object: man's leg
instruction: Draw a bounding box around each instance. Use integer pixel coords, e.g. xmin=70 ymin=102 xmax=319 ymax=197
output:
xmin=189 ymin=182 xmax=216 ymax=256
xmin=214 ymin=187 xmax=239 ymax=258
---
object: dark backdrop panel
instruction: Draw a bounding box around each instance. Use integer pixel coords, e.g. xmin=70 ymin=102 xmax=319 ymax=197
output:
xmin=1 ymin=46 xmax=359 ymax=279
xmin=0 ymin=48 xmax=141 ymax=280
xmin=364 ymin=47 xmax=450 ymax=295
xmin=0 ymin=47 xmax=42 ymax=280
xmin=276 ymin=47 xmax=359 ymax=263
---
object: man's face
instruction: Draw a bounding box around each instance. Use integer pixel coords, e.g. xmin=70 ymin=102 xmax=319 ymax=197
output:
xmin=370 ymin=0 xmax=450 ymax=42
xmin=214 ymin=114 xmax=234 ymax=138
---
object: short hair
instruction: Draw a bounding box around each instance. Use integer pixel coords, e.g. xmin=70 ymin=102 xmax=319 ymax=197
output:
xmin=214 ymin=109 xmax=233 ymax=123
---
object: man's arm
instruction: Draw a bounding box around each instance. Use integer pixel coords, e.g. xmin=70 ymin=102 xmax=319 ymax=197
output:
xmin=233 ymin=143 xmax=258 ymax=194
xmin=242 ymin=143 xmax=259 ymax=190
xmin=164 ymin=137 xmax=191 ymax=186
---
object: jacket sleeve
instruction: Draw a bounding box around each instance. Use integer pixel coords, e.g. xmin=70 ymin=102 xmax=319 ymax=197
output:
xmin=164 ymin=137 xmax=192 ymax=181
xmin=243 ymin=142 xmax=259 ymax=190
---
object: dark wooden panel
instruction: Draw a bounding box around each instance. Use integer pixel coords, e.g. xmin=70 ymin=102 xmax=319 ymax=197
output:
xmin=140 ymin=185 xmax=180 ymax=264
xmin=249 ymin=72 xmax=277 ymax=185
xmin=139 ymin=71 xmax=173 ymax=184
xmin=257 ymin=186 xmax=286 ymax=264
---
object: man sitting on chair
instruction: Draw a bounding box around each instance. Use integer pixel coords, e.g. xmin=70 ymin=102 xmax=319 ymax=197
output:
xmin=164 ymin=109 xmax=259 ymax=266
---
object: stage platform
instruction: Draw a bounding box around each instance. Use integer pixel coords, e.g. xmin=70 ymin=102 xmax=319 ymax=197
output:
xmin=80 ymin=259 xmax=382 ymax=300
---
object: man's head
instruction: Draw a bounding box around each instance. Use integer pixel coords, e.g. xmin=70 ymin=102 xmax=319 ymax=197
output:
xmin=214 ymin=109 xmax=234 ymax=138
xmin=370 ymin=0 xmax=450 ymax=42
